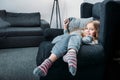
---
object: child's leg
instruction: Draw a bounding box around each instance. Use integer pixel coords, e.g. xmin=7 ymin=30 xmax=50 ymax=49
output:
xmin=33 ymin=35 xmax=70 ymax=77
xmin=63 ymin=49 xmax=77 ymax=76
xmin=33 ymin=53 xmax=57 ymax=77
xmin=63 ymin=34 xmax=82 ymax=76
xmin=33 ymin=34 xmax=71 ymax=77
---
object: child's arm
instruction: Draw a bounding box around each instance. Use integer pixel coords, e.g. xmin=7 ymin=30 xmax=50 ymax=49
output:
xmin=63 ymin=17 xmax=77 ymax=34
xmin=82 ymin=36 xmax=98 ymax=44
xmin=63 ymin=18 xmax=69 ymax=34
xmin=82 ymin=36 xmax=93 ymax=44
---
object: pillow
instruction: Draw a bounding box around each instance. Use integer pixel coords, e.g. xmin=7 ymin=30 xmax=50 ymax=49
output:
xmin=80 ymin=17 xmax=93 ymax=28
xmin=68 ymin=17 xmax=81 ymax=32
xmin=0 ymin=18 xmax=11 ymax=28
xmin=68 ymin=17 xmax=93 ymax=32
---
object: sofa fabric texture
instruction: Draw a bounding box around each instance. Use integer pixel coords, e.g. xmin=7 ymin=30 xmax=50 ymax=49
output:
xmin=36 ymin=1 xmax=120 ymax=80
xmin=35 ymin=0 xmax=113 ymax=80
xmin=0 ymin=10 xmax=50 ymax=48
xmin=0 ymin=18 xmax=11 ymax=28
xmin=37 ymin=28 xmax=104 ymax=80
xmin=5 ymin=12 xmax=40 ymax=27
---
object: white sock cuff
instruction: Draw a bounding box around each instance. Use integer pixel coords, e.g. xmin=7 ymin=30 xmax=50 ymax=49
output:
xmin=69 ymin=49 xmax=76 ymax=52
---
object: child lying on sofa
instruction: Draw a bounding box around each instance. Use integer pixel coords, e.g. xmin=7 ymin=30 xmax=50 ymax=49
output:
xmin=33 ymin=17 xmax=100 ymax=77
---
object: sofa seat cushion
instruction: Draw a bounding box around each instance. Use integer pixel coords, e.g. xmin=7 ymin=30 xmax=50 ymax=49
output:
xmin=0 ymin=27 xmax=43 ymax=37
xmin=37 ymin=41 xmax=104 ymax=67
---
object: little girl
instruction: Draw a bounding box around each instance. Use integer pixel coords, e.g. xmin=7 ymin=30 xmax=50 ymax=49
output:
xmin=33 ymin=18 xmax=100 ymax=77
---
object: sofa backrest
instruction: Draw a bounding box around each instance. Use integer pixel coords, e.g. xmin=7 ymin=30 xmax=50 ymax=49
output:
xmin=80 ymin=2 xmax=101 ymax=20
xmin=80 ymin=2 xmax=93 ymax=18
xmin=2 ymin=11 xmax=41 ymax=27
xmin=81 ymin=1 xmax=120 ymax=47
xmin=80 ymin=1 xmax=103 ymax=45
xmin=92 ymin=2 xmax=101 ymax=20
xmin=6 ymin=12 xmax=41 ymax=27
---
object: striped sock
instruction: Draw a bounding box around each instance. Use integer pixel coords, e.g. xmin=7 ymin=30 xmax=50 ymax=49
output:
xmin=33 ymin=58 xmax=52 ymax=77
xmin=63 ymin=50 xmax=77 ymax=76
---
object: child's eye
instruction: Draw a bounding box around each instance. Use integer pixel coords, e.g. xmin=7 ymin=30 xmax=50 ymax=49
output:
xmin=89 ymin=28 xmax=94 ymax=30
xmin=85 ymin=28 xmax=88 ymax=29
xmin=90 ymin=29 xmax=94 ymax=30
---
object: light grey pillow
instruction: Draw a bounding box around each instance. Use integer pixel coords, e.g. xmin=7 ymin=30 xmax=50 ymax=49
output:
xmin=0 ymin=18 xmax=11 ymax=28
xmin=80 ymin=17 xmax=93 ymax=28
xmin=68 ymin=17 xmax=93 ymax=32
xmin=68 ymin=17 xmax=81 ymax=32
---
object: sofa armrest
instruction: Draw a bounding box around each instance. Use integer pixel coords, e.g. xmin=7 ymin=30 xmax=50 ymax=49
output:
xmin=80 ymin=2 xmax=93 ymax=18
xmin=40 ymin=19 xmax=50 ymax=29
xmin=44 ymin=28 xmax=63 ymax=41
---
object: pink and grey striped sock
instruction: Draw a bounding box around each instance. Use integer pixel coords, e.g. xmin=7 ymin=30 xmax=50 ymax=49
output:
xmin=33 ymin=58 xmax=52 ymax=77
xmin=63 ymin=49 xmax=77 ymax=76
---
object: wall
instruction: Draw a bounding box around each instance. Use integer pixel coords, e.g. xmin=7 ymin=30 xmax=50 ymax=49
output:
xmin=0 ymin=0 xmax=83 ymax=28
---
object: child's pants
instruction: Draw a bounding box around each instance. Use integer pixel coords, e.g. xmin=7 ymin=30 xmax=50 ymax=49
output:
xmin=51 ymin=34 xmax=82 ymax=58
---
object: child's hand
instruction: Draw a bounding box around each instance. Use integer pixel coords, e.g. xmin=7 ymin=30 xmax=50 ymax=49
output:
xmin=82 ymin=36 xmax=93 ymax=44
xmin=63 ymin=18 xmax=69 ymax=30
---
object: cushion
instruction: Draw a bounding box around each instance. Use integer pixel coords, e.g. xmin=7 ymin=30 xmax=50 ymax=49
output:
xmin=0 ymin=18 xmax=11 ymax=28
xmin=68 ymin=17 xmax=93 ymax=32
xmin=80 ymin=17 xmax=93 ymax=28
xmin=5 ymin=12 xmax=40 ymax=27
xmin=68 ymin=17 xmax=81 ymax=32
xmin=0 ymin=10 xmax=6 ymax=19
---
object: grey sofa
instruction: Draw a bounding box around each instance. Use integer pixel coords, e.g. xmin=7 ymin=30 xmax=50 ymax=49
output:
xmin=36 ymin=1 xmax=120 ymax=80
xmin=36 ymin=1 xmax=104 ymax=80
xmin=0 ymin=10 xmax=50 ymax=49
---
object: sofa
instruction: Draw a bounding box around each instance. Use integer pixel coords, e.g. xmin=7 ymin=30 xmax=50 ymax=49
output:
xmin=0 ymin=10 xmax=50 ymax=49
xmin=36 ymin=1 xmax=120 ymax=80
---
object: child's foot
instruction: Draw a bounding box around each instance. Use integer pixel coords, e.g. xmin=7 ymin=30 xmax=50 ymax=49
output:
xmin=63 ymin=50 xmax=77 ymax=76
xmin=33 ymin=59 xmax=52 ymax=77
xmin=32 ymin=74 xmax=40 ymax=80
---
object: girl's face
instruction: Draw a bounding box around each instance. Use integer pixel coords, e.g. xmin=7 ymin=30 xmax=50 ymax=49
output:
xmin=83 ymin=23 xmax=96 ymax=37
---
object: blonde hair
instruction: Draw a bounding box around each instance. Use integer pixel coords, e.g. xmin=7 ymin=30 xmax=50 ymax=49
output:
xmin=82 ymin=20 xmax=100 ymax=40
xmin=69 ymin=27 xmax=81 ymax=33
